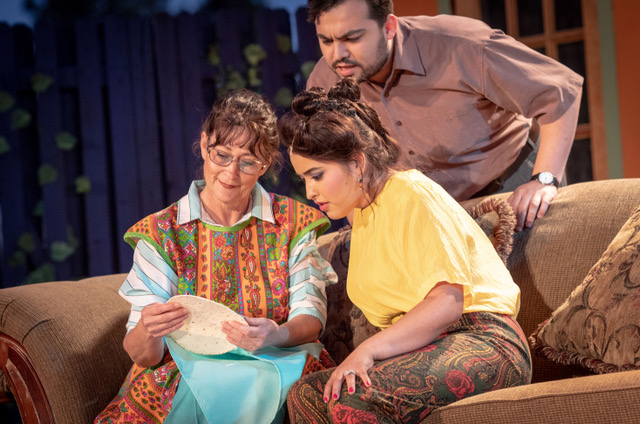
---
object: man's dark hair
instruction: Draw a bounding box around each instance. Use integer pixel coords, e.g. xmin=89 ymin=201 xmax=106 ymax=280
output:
xmin=307 ymin=0 xmax=394 ymax=27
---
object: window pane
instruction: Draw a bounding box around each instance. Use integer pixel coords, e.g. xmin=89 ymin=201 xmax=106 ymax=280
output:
xmin=558 ymin=41 xmax=589 ymax=125
xmin=555 ymin=0 xmax=583 ymax=30
xmin=481 ymin=0 xmax=506 ymax=32
xmin=566 ymin=139 xmax=593 ymax=184
xmin=517 ymin=0 xmax=543 ymax=36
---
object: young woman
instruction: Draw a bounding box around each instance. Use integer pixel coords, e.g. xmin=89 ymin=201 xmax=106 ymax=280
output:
xmin=279 ymin=78 xmax=532 ymax=423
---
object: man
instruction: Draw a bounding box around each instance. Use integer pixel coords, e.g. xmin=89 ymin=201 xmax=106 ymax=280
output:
xmin=305 ymin=0 xmax=583 ymax=231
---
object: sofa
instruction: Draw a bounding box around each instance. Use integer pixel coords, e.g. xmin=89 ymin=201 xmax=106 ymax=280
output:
xmin=1 ymin=178 xmax=639 ymax=424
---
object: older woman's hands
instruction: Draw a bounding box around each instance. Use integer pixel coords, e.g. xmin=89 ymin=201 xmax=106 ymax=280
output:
xmin=124 ymin=302 xmax=189 ymax=367
xmin=222 ymin=314 xmax=323 ymax=352
xmin=222 ymin=317 xmax=287 ymax=352
xmin=140 ymin=302 xmax=190 ymax=338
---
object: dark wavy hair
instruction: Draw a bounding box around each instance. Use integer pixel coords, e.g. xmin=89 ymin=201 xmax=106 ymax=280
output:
xmin=197 ymin=88 xmax=282 ymax=171
xmin=279 ymin=78 xmax=400 ymax=200
xmin=307 ymin=0 xmax=394 ymax=27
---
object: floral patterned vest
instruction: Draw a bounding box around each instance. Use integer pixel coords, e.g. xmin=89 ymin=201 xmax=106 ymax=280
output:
xmin=124 ymin=193 xmax=329 ymax=324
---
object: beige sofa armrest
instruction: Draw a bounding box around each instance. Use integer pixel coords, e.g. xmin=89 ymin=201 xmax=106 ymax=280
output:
xmin=0 ymin=274 xmax=132 ymax=424
xmin=425 ymin=369 xmax=640 ymax=424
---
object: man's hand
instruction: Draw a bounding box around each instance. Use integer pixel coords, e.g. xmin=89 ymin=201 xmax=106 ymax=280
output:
xmin=507 ymin=180 xmax=558 ymax=231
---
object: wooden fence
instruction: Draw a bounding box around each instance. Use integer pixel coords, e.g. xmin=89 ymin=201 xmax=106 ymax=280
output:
xmin=0 ymin=7 xmax=322 ymax=288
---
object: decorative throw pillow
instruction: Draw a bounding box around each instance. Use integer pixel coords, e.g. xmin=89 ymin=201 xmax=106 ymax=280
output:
xmin=465 ymin=197 xmax=516 ymax=265
xmin=530 ymin=205 xmax=640 ymax=374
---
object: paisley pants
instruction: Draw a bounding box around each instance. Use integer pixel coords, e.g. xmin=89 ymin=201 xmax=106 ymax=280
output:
xmin=287 ymin=312 xmax=532 ymax=424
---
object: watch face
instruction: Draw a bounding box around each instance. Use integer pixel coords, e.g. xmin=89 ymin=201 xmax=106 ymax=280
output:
xmin=539 ymin=172 xmax=554 ymax=185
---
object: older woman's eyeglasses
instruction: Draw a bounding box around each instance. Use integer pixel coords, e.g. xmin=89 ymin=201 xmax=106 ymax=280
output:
xmin=207 ymin=147 xmax=267 ymax=175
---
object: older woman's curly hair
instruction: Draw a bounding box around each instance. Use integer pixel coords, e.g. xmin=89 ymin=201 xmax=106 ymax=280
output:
xmin=198 ymin=88 xmax=282 ymax=170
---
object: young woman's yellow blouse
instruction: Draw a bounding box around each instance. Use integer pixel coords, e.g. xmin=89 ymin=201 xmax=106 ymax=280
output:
xmin=348 ymin=169 xmax=521 ymax=329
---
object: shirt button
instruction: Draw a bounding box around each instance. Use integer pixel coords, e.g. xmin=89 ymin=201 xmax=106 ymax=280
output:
xmin=408 ymin=150 xmax=415 ymax=155
xmin=396 ymin=121 xmax=402 ymax=126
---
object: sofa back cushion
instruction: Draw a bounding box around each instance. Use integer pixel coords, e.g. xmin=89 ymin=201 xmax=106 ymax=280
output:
xmin=500 ymin=179 xmax=640 ymax=381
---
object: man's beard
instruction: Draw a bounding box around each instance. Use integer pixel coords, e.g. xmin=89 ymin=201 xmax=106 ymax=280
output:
xmin=332 ymin=35 xmax=390 ymax=83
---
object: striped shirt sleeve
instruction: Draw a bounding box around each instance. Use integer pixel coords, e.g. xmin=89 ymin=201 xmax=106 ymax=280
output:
xmin=288 ymin=230 xmax=338 ymax=332
xmin=119 ymin=239 xmax=179 ymax=332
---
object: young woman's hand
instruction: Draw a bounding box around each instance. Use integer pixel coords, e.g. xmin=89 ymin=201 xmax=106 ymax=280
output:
xmin=323 ymin=345 xmax=375 ymax=402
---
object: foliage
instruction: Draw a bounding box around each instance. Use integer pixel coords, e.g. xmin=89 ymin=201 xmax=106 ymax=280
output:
xmin=31 ymin=73 xmax=54 ymax=93
xmin=10 ymin=108 xmax=32 ymax=130
xmin=1 ymin=66 xmax=88 ymax=284
xmin=0 ymin=91 xmax=15 ymax=112
xmin=0 ymin=136 xmax=9 ymax=155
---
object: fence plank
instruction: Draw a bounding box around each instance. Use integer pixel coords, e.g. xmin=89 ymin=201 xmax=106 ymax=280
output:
xmin=255 ymin=7 xmax=298 ymax=101
xmin=75 ymin=16 xmax=116 ymax=277
xmin=127 ymin=16 xmax=165 ymax=217
xmin=215 ymin=9 xmax=252 ymax=76
xmin=295 ymin=7 xmax=321 ymax=70
xmin=104 ymin=15 xmax=142 ymax=272
xmin=176 ymin=12 xmax=207 ymax=181
xmin=33 ymin=19 xmax=72 ymax=280
xmin=152 ymin=13 xmax=189 ymax=204
xmin=0 ymin=24 xmax=30 ymax=287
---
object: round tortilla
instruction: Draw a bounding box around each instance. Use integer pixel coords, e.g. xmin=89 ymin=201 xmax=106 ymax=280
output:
xmin=167 ymin=295 xmax=247 ymax=355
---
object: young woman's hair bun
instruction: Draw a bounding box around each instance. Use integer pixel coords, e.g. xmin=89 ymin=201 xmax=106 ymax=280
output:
xmin=328 ymin=78 xmax=361 ymax=102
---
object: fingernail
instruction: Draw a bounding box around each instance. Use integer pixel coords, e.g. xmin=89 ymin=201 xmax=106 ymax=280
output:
xmin=323 ymin=397 xmax=328 ymax=403
xmin=333 ymin=393 xmax=338 ymax=400
xmin=348 ymin=387 xmax=354 ymax=394
xmin=366 ymin=381 xmax=371 ymax=387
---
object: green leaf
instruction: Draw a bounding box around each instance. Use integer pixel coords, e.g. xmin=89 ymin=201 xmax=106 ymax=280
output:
xmin=38 ymin=164 xmax=58 ymax=185
xmin=301 ymin=61 xmax=317 ymax=80
xmin=56 ymin=131 xmax=77 ymax=151
xmin=208 ymin=44 xmax=220 ymax=66
xmin=32 ymin=200 xmax=44 ymax=217
xmin=244 ymin=43 xmax=267 ymax=66
xmin=18 ymin=233 xmax=35 ymax=253
xmin=31 ymin=73 xmax=54 ymax=93
xmin=274 ymin=87 xmax=293 ymax=107
xmin=247 ymin=67 xmax=261 ymax=87
xmin=0 ymin=91 xmax=15 ymax=112
xmin=22 ymin=263 xmax=56 ymax=285
xmin=50 ymin=240 xmax=76 ymax=262
xmin=276 ymin=34 xmax=292 ymax=54
xmin=75 ymin=175 xmax=91 ymax=194
xmin=10 ymin=108 xmax=32 ymax=130
xmin=0 ymin=136 xmax=9 ymax=155
xmin=8 ymin=251 xmax=26 ymax=267
xmin=224 ymin=69 xmax=247 ymax=90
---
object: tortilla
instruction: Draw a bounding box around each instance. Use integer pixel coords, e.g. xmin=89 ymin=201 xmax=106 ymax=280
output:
xmin=167 ymin=295 xmax=248 ymax=355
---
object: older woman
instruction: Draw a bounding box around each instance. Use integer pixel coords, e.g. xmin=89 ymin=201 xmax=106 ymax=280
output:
xmin=95 ymin=89 xmax=336 ymax=424
xmin=279 ymin=79 xmax=531 ymax=423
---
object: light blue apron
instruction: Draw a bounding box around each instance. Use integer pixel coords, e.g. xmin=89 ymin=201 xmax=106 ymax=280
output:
xmin=164 ymin=338 xmax=323 ymax=424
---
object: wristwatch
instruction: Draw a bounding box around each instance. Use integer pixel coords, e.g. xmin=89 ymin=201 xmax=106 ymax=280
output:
xmin=530 ymin=172 xmax=559 ymax=188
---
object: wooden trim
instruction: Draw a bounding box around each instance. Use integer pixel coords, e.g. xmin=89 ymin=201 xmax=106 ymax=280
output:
xmin=451 ymin=0 xmax=482 ymax=19
xmin=505 ymin=0 xmax=519 ymax=37
xmin=0 ymin=334 xmax=53 ymax=424
xmin=581 ymin=0 xmax=608 ymax=179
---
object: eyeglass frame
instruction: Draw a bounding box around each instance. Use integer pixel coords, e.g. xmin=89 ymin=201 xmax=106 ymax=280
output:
xmin=206 ymin=146 xmax=268 ymax=175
